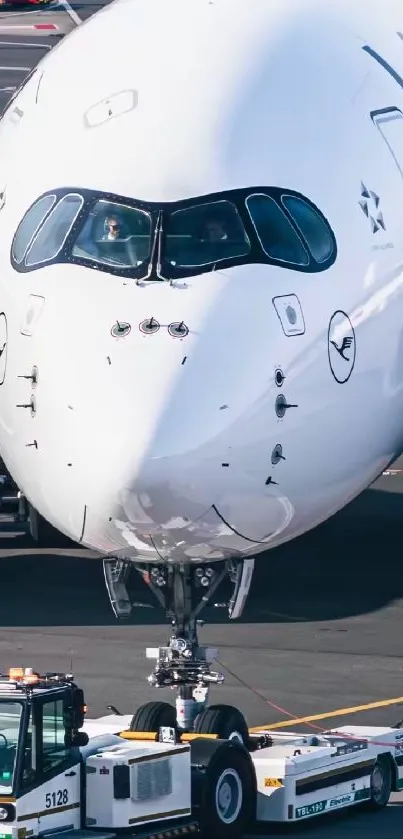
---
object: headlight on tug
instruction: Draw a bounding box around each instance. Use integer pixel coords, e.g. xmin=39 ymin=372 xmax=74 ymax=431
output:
xmin=0 ymin=805 xmax=14 ymax=822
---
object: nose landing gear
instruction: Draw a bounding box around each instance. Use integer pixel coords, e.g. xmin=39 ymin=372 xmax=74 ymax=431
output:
xmin=103 ymin=555 xmax=255 ymax=741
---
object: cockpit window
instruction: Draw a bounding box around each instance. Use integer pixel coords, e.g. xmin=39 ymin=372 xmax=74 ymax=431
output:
xmin=163 ymin=200 xmax=250 ymax=269
xmin=25 ymin=193 xmax=84 ymax=267
xmin=281 ymin=194 xmax=334 ymax=263
xmin=11 ymin=186 xmax=336 ymax=277
xmin=12 ymin=194 xmax=56 ymax=264
xmin=246 ymin=194 xmax=310 ymax=266
xmin=72 ymin=199 xmax=152 ymax=269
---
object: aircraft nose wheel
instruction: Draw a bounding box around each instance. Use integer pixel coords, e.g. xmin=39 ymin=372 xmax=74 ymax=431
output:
xmin=129 ymin=701 xmax=177 ymax=732
xmin=194 ymin=704 xmax=249 ymax=747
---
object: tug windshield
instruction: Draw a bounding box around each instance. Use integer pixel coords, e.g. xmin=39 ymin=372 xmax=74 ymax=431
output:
xmin=0 ymin=701 xmax=23 ymax=792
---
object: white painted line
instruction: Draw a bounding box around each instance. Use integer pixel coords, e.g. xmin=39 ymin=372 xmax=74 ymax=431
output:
xmin=0 ymin=7 xmax=56 ymax=16
xmin=0 ymin=41 xmax=52 ymax=48
xmin=0 ymin=24 xmax=58 ymax=31
xmin=0 ymin=65 xmax=30 ymax=71
xmin=57 ymin=0 xmax=82 ymax=26
xmin=0 ymin=87 xmax=16 ymax=92
xmin=0 ymin=24 xmax=43 ymax=29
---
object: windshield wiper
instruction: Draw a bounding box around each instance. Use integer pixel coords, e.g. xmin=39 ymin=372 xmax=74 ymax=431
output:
xmin=156 ymin=210 xmax=164 ymax=277
xmin=145 ymin=210 xmax=163 ymax=281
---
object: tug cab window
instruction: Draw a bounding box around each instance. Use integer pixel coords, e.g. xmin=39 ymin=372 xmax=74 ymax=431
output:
xmin=246 ymin=193 xmax=310 ymax=265
xmin=72 ymin=199 xmax=152 ymax=268
xmin=0 ymin=701 xmax=22 ymax=793
xmin=25 ymin=193 xmax=83 ymax=267
xmin=12 ymin=193 xmax=56 ymax=264
xmin=42 ymin=699 xmax=68 ymax=773
xmin=281 ymin=194 xmax=334 ymax=263
xmin=164 ymin=199 xmax=250 ymax=268
xmin=21 ymin=698 xmax=69 ymax=792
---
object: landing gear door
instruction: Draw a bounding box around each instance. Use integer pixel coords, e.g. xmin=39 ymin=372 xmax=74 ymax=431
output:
xmin=17 ymin=697 xmax=81 ymax=833
xmin=228 ymin=558 xmax=255 ymax=620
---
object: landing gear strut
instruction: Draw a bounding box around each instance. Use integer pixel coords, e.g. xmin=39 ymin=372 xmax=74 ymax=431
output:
xmin=103 ymin=555 xmax=255 ymax=736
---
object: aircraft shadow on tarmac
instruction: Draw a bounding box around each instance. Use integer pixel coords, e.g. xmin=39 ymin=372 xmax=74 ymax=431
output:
xmin=0 ymin=482 xmax=401 ymax=628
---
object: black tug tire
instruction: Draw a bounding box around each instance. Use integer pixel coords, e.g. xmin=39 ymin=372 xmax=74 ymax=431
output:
xmin=365 ymin=756 xmax=392 ymax=810
xmin=129 ymin=701 xmax=177 ymax=732
xmin=190 ymin=738 xmax=256 ymax=839
xmin=194 ymin=704 xmax=249 ymax=746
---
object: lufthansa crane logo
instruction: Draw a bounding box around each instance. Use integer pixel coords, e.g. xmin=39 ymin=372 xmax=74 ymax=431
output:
xmin=328 ymin=310 xmax=356 ymax=384
xmin=330 ymin=336 xmax=353 ymax=361
xmin=0 ymin=313 xmax=7 ymax=386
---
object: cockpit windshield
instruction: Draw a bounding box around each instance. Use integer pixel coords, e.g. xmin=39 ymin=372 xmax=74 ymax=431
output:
xmin=72 ymin=199 xmax=153 ymax=269
xmin=0 ymin=701 xmax=22 ymax=792
xmin=163 ymin=199 xmax=250 ymax=269
xmin=11 ymin=186 xmax=336 ymax=278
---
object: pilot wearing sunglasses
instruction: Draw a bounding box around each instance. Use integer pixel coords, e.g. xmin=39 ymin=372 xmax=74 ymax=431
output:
xmin=103 ymin=215 xmax=122 ymax=240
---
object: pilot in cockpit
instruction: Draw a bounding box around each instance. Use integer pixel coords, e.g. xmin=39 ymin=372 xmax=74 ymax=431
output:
xmin=103 ymin=214 xmax=124 ymax=240
xmin=203 ymin=217 xmax=229 ymax=242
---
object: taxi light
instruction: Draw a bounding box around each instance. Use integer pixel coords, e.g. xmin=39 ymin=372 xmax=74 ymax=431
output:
xmin=9 ymin=668 xmax=24 ymax=681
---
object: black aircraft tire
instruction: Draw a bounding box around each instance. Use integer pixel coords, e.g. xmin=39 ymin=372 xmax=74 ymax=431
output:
xmin=366 ymin=755 xmax=392 ymax=810
xmin=191 ymin=738 xmax=256 ymax=839
xmin=129 ymin=701 xmax=177 ymax=732
xmin=194 ymin=704 xmax=249 ymax=746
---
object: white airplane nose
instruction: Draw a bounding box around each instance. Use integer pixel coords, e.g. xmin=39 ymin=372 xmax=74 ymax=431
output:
xmin=75 ymin=267 xmax=295 ymax=560
xmin=116 ymin=449 xmax=292 ymax=564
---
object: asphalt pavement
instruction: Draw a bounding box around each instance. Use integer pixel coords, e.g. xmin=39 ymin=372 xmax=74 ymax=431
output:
xmin=0 ymin=4 xmax=403 ymax=835
xmin=1 ymin=469 xmax=403 ymax=839
xmin=0 ymin=0 xmax=112 ymax=117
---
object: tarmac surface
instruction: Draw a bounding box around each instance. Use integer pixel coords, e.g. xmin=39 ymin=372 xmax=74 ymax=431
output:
xmin=0 ymin=3 xmax=403 ymax=835
xmin=0 ymin=0 xmax=110 ymax=117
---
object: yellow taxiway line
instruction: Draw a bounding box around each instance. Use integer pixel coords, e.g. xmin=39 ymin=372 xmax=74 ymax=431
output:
xmin=249 ymin=695 xmax=403 ymax=732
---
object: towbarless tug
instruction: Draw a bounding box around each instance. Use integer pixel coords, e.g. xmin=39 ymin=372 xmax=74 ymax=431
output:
xmin=0 ymin=668 xmax=400 ymax=838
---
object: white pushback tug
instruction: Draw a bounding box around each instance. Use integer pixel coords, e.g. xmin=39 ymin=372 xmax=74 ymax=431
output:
xmin=0 ymin=668 xmax=401 ymax=839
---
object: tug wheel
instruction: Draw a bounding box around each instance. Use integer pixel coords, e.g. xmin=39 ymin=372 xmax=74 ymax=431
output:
xmin=194 ymin=704 xmax=249 ymax=747
xmin=366 ymin=755 xmax=392 ymax=810
xmin=129 ymin=701 xmax=177 ymax=732
xmin=190 ymin=738 xmax=256 ymax=839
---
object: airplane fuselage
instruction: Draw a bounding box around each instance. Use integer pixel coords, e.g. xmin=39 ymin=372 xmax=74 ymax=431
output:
xmin=0 ymin=0 xmax=402 ymax=563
